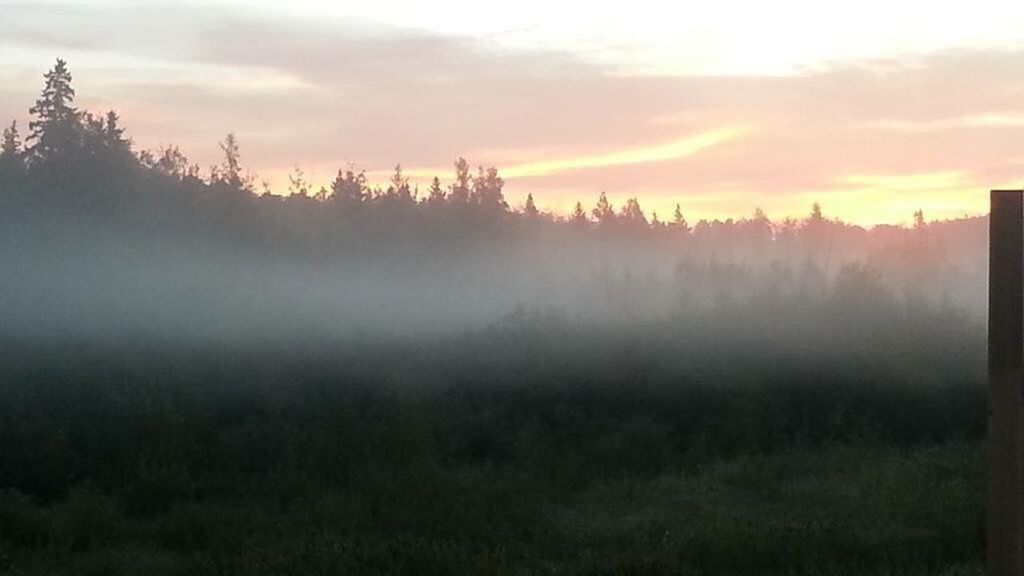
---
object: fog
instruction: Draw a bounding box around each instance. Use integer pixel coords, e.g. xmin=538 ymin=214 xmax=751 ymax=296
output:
xmin=0 ymin=57 xmax=990 ymax=364
xmin=0 ymin=194 xmax=988 ymax=350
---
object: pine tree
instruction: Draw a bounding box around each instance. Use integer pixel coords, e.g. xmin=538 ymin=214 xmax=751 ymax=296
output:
xmin=0 ymin=120 xmax=24 ymax=180
xmin=27 ymin=59 xmax=80 ymax=163
xmin=672 ymin=203 xmax=690 ymax=232
xmin=1 ymin=121 xmax=21 ymax=158
xmin=450 ymin=157 xmax=471 ymax=203
xmin=523 ymin=193 xmax=539 ymax=217
xmin=102 ymin=110 xmax=128 ymax=151
xmin=330 ymin=168 xmax=368 ymax=206
xmin=217 ymin=133 xmax=243 ymax=189
xmin=427 ymin=176 xmax=446 ymax=204
xmin=809 ymin=202 xmax=823 ymax=222
xmin=592 ymin=192 xmax=615 ymax=224
xmin=388 ymin=164 xmax=412 ymax=202
xmin=571 ymin=201 xmax=588 ymax=225
xmin=621 ymin=197 xmax=647 ymax=225
xmin=471 ymin=166 xmax=507 ymax=210
xmin=913 ymin=209 xmax=925 ymax=230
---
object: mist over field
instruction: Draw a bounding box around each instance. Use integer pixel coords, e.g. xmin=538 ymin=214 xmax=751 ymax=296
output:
xmin=0 ymin=59 xmax=998 ymax=576
xmin=0 ymin=168 xmax=989 ymax=347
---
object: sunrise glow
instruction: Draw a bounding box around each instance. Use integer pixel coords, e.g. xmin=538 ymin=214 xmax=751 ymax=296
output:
xmin=3 ymin=0 xmax=1024 ymax=224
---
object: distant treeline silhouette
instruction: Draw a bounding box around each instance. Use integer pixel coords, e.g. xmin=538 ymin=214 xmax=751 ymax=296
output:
xmin=0 ymin=60 xmax=989 ymax=334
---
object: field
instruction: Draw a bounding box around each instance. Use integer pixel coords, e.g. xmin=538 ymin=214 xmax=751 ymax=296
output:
xmin=0 ymin=308 xmax=987 ymax=575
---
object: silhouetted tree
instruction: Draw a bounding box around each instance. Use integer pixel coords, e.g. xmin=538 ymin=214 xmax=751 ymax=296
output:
xmin=330 ymin=168 xmax=368 ymax=208
xmin=621 ymin=197 xmax=647 ymax=226
xmin=523 ymin=193 xmax=539 ymax=217
xmin=2 ymin=121 xmax=22 ymax=158
xmin=216 ymin=133 xmax=245 ymax=190
xmin=671 ymin=203 xmax=690 ymax=235
xmin=288 ymin=166 xmax=310 ymax=198
xmin=0 ymin=121 xmax=24 ymax=185
xmin=145 ymin=145 xmax=200 ymax=181
xmin=745 ymin=207 xmax=773 ymax=247
xmin=471 ymin=166 xmax=507 ymax=211
xmin=27 ymin=59 xmax=80 ymax=164
xmin=387 ymin=164 xmax=413 ymax=202
xmin=451 ymin=158 xmax=471 ymax=203
xmin=810 ymin=202 xmax=823 ymax=222
xmin=102 ymin=110 xmax=128 ymax=152
xmin=571 ymin=201 xmax=588 ymax=225
xmin=427 ymin=176 xmax=446 ymax=204
xmin=913 ymin=209 xmax=925 ymax=230
xmin=592 ymin=192 xmax=615 ymax=224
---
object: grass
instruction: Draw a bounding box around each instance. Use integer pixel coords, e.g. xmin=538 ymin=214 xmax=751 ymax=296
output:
xmin=0 ymin=443 xmax=983 ymax=575
xmin=0 ymin=308 xmax=988 ymax=574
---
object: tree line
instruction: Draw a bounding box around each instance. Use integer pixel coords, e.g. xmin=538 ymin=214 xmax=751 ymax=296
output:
xmin=0 ymin=59 xmax=988 ymax=320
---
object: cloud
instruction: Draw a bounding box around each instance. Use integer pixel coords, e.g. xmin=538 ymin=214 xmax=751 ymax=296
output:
xmin=858 ymin=114 xmax=1024 ymax=132
xmin=2 ymin=4 xmax=1023 ymax=224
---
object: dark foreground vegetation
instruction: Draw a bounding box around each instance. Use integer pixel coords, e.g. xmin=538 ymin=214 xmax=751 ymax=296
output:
xmin=0 ymin=61 xmax=992 ymax=574
xmin=0 ymin=314 xmax=987 ymax=575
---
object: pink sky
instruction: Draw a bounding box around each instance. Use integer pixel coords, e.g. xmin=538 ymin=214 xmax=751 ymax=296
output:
xmin=3 ymin=1 xmax=1024 ymax=225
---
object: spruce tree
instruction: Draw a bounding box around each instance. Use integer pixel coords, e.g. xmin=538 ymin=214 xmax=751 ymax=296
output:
xmin=450 ymin=158 xmax=471 ymax=203
xmin=571 ymin=201 xmax=588 ymax=225
xmin=592 ymin=192 xmax=615 ymax=224
xmin=0 ymin=120 xmax=24 ymax=182
xmin=523 ymin=193 xmax=539 ymax=217
xmin=27 ymin=59 xmax=79 ymax=163
xmin=427 ymin=176 xmax=446 ymax=204
xmin=1 ymin=121 xmax=21 ymax=158
xmin=218 ymin=133 xmax=243 ymax=189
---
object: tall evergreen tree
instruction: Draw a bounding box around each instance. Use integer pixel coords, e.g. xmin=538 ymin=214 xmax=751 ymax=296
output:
xmin=102 ymin=110 xmax=128 ymax=151
xmin=388 ymin=164 xmax=413 ymax=202
xmin=0 ymin=120 xmax=24 ymax=183
xmin=592 ymin=192 xmax=615 ymax=224
xmin=672 ymin=203 xmax=690 ymax=234
xmin=621 ymin=197 xmax=647 ymax=225
xmin=471 ymin=166 xmax=507 ymax=211
xmin=1 ymin=121 xmax=21 ymax=159
xmin=426 ymin=176 xmax=446 ymax=204
xmin=913 ymin=209 xmax=925 ymax=230
xmin=330 ymin=168 xmax=368 ymax=207
xmin=450 ymin=158 xmax=471 ymax=203
xmin=571 ymin=201 xmax=588 ymax=225
xmin=27 ymin=59 xmax=80 ymax=163
xmin=217 ymin=133 xmax=244 ymax=189
xmin=809 ymin=202 xmax=824 ymax=222
xmin=523 ymin=193 xmax=539 ymax=217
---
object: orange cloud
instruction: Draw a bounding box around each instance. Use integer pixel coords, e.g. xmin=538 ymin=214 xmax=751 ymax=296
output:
xmin=364 ymin=127 xmax=746 ymax=185
xmin=858 ymin=114 xmax=1024 ymax=132
xmin=500 ymin=127 xmax=748 ymax=178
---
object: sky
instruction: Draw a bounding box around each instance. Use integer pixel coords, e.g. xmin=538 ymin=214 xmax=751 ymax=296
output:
xmin=2 ymin=0 xmax=1024 ymax=225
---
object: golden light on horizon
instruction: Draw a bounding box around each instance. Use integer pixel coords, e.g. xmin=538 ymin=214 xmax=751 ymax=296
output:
xmin=8 ymin=2 xmax=1023 ymax=225
xmin=500 ymin=127 xmax=749 ymax=178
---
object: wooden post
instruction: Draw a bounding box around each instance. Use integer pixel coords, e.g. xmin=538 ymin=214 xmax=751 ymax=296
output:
xmin=988 ymin=189 xmax=1024 ymax=576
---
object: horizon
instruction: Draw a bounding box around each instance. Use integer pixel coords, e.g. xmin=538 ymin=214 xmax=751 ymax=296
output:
xmin=3 ymin=1 xmax=1023 ymax=226
xmin=0 ymin=58 xmax=1000 ymax=229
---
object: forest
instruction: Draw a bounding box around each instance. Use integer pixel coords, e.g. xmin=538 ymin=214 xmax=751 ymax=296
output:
xmin=0 ymin=60 xmax=991 ymax=575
